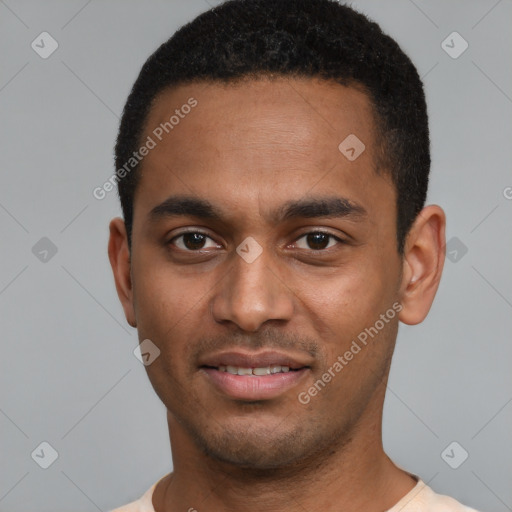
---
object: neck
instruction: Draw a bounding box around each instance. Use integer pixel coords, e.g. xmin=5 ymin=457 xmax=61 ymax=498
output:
xmin=154 ymin=389 xmax=416 ymax=512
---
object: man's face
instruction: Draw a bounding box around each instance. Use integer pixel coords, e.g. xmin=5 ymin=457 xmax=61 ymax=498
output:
xmin=127 ymin=78 xmax=404 ymax=469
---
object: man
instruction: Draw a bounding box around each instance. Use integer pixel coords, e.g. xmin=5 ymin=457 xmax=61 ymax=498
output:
xmin=108 ymin=0 xmax=479 ymax=510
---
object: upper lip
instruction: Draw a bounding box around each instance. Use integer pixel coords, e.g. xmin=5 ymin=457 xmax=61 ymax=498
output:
xmin=198 ymin=350 xmax=312 ymax=370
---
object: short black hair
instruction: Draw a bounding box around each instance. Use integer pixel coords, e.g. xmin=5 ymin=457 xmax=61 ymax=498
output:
xmin=115 ymin=0 xmax=430 ymax=254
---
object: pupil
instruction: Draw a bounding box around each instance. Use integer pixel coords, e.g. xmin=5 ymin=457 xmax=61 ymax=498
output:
xmin=184 ymin=233 xmax=205 ymax=250
xmin=307 ymin=233 xmax=329 ymax=250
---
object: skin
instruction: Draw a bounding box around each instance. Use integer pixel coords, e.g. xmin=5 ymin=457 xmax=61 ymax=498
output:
xmin=108 ymin=77 xmax=446 ymax=512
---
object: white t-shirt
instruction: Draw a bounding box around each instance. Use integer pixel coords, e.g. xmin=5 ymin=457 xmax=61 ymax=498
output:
xmin=109 ymin=474 xmax=479 ymax=512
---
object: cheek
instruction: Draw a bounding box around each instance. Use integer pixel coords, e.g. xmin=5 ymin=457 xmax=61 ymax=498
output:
xmin=131 ymin=255 xmax=204 ymax=340
xmin=294 ymin=263 xmax=385 ymax=325
xmin=288 ymin=257 xmax=400 ymax=367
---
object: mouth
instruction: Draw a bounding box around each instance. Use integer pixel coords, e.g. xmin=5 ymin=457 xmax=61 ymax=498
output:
xmin=203 ymin=364 xmax=302 ymax=375
xmin=198 ymin=351 xmax=312 ymax=401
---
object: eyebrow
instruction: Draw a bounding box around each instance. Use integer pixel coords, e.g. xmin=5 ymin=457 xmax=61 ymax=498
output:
xmin=148 ymin=194 xmax=367 ymax=224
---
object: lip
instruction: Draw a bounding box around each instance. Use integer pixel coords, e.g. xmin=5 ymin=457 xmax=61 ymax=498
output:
xmin=201 ymin=367 xmax=310 ymax=400
xmin=198 ymin=350 xmax=313 ymax=401
xmin=198 ymin=350 xmax=312 ymax=370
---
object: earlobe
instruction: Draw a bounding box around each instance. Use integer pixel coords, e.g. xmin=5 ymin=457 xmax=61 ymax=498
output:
xmin=398 ymin=205 xmax=446 ymax=325
xmin=108 ymin=217 xmax=137 ymax=328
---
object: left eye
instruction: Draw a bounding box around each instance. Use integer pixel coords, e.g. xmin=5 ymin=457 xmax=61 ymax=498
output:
xmin=171 ymin=232 xmax=219 ymax=251
xmin=295 ymin=232 xmax=342 ymax=251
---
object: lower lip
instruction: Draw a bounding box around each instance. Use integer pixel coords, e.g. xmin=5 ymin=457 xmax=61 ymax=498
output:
xmin=201 ymin=367 xmax=309 ymax=400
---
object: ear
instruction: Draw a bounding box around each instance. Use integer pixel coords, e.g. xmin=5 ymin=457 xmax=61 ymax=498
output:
xmin=398 ymin=205 xmax=446 ymax=325
xmin=108 ymin=217 xmax=137 ymax=328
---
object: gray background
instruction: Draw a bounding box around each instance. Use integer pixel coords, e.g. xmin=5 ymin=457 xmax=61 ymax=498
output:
xmin=1 ymin=0 xmax=511 ymax=511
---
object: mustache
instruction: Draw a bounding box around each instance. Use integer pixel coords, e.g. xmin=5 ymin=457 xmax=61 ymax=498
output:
xmin=190 ymin=329 xmax=321 ymax=361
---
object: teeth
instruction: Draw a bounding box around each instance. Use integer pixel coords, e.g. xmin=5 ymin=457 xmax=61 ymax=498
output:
xmin=217 ymin=365 xmax=294 ymax=375
xmin=253 ymin=367 xmax=270 ymax=376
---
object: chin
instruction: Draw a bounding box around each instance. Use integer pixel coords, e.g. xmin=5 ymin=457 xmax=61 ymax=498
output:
xmin=187 ymin=418 xmax=336 ymax=472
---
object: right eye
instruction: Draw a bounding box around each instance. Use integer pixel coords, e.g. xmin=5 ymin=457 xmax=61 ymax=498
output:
xmin=169 ymin=231 xmax=220 ymax=252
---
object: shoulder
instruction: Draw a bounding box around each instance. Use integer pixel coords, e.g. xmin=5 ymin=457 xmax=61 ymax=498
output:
xmin=108 ymin=495 xmax=149 ymax=512
xmin=388 ymin=479 xmax=480 ymax=512
xmin=107 ymin=476 xmax=164 ymax=512
xmin=427 ymin=485 xmax=480 ymax=512
xmin=108 ymin=500 xmax=142 ymax=512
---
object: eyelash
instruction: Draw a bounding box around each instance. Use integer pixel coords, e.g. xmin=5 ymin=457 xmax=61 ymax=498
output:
xmin=168 ymin=230 xmax=346 ymax=252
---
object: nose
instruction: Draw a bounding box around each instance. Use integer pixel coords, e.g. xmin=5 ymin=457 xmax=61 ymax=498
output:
xmin=211 ymin=244 xmax=294 ymax=332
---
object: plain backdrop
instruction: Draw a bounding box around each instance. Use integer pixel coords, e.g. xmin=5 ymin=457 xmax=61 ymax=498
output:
xmin=1 ymin=1 xmax=511 ymax=511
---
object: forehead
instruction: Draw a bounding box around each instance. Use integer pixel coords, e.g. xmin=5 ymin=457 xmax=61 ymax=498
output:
xmin=135 ymin=77 xmax=393 ymax=223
